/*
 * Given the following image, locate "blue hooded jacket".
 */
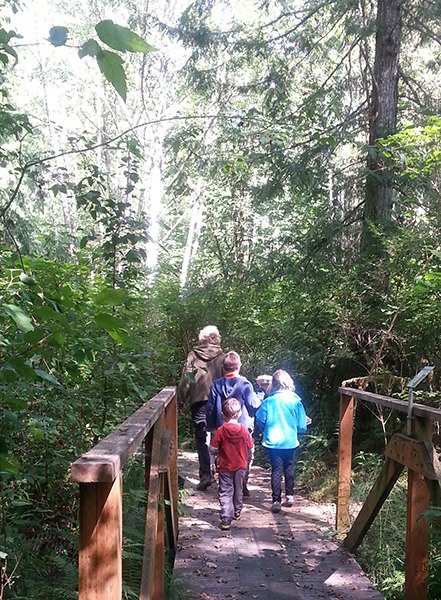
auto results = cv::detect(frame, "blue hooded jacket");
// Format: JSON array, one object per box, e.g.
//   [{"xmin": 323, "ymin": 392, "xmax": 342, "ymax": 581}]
[
  {"xmin": 206, "ymin": 375, "xmax": 260, "ymax": 431},
  {"xmin": 255, "ymin": 389, "xmax": 307, "ymax": 449}
]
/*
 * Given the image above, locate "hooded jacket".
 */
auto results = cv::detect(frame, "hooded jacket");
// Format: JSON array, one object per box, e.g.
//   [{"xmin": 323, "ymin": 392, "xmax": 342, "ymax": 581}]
[
  {"xmin": 177, "ymin": 344, "xmax": 225, "ymax": 408},
  {"xmin": 255, "ymin": 389, "xmax": 307, "ymax": 449},
  {"xmin": 206, "ymin": 375, "xmax": 261, "ymax": 431},
  {"xmin": 209, "ymin": 421, "xmax": 254, "ymax": 472}
]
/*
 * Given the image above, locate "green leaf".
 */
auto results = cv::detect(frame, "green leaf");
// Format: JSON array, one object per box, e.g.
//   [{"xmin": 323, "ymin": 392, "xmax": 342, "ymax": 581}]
[
  {"xmin": 5, "ymin": 397, "xmax": 27, "ymax": 410},
  {"xmin": 34, "ymin": 369, "xmax": 60, "ymax": 385},
  {"xmin": 33, "ymin": 305, "xmax": 68, "ymax": 325},
  {"xmin": 0, "ymin": 452, "xmax": 20, "ymax": 474},
  {"xmin": 80, "ymin": 235, "xmax": 92, "ymax": 248},
  {"xmin": 24, "ymin": 329, "xmax": 47, "ymax": 344},
  {"xmin": 128, "ymin": 139, "xmax": 143, "ymax": 159},
  {"xmin": 47, "ymin": 26, "xmax": 69, "ymax": 47},
  {"xmin": 78, "ymin": 39, "xmax": 101, "ymax": 59},
  {"xmin": 95, "ymin": 20, "xmax": 157, "ymax": 54},
  {"xmin": 96, "ymin": 50, "xmax": 127, "ymax": 101},
  {"xmin": 94, "ymin": 313, "xmax": 132, "ymax": 346},
  {"xmin": 108, "ymin": 328, "xmax": 132, "ymax": 346},
  {"xmin": 9, "ymin": 358, "xmax": 37, "ymax": 380},
  {"xmin": 48, "ymin": 331, "xmax": 65, "ymax": 346},
  {"xmin": 93, "ymin": 288, "xmax": 127, "ymax": 306},
  {"xmin": 94, "ymin": 312, "xmax": 128, "ymax": 332},
  {"xmin": 3, "ymin": 304, "xmax": 34, "ymax": 332},
  {"xmin": 29, "ymin": 427, "xmax": 45, "ymax": 440},
  {"xmin": 2, "ymin": 368, "xmax": 17, "ymax": 383},
  {"xmin": 0, "ymin": 27, "xmax": 18, "ymax": 63},
  {"xmin": 125, "ymin": 249, "xmax": 141, "ymax": 263}
]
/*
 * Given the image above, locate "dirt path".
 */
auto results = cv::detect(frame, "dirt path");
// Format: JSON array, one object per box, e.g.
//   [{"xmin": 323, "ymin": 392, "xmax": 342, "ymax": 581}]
[{"xmin": 173, "ymin": 451, "xmax": 384, "ymax": 600}]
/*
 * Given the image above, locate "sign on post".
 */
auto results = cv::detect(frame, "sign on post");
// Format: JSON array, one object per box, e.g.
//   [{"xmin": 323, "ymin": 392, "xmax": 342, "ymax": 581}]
[{"xmin": 406, "ymin": 366, "xmax": 434, "ymax": 435}]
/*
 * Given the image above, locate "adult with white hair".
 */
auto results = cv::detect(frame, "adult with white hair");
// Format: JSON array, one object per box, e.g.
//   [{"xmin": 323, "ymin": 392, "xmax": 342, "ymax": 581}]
[{"xmin": 177, "ymin": 326, "xmax": 225, "ymax": 490}]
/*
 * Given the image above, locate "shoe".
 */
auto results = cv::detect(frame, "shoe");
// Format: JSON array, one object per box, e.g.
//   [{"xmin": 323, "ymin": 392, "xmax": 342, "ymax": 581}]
[
  {"xmin": 220, "ymin": 518, "xmax": 231, "ymax": 530},
  {"xmin": 233, "ymin": 512, "xmax": 241, "ymax": 520},
  {"xmin": 196, "ymin": 477, "xmax": 212, "ymax": 491},
  {"xmin": 243, "ymin": 486, "xmax": 250, "ymax": 497},
  {"xmin": 284, "ymin": 495, "xmax": 294, "ymax": 507},
  {"xmin": 271, "ymin": 501, "xmax": 281, "ymax": 513}
]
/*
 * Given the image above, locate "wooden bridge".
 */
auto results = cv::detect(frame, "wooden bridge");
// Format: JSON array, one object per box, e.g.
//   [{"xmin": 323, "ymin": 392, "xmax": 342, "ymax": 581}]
[{"xmin": 70, "ymin": 385, "xmax": 441, "ymax": 600}]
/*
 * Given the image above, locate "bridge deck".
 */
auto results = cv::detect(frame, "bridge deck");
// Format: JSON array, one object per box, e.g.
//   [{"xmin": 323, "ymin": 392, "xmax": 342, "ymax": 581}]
[{"xmin": 174, "ymin": 451, "xmax": 384, "ymax": 600}]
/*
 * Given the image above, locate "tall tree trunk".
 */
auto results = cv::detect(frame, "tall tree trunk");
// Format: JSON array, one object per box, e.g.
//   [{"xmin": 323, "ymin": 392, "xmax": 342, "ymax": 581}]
[
  {"xmin": 362, "ymin": 0, "xmax": 402, "ymax": 253},
  {"xmin": 180, "ymin": 189, "xmax": 203, "ymax": 289}
]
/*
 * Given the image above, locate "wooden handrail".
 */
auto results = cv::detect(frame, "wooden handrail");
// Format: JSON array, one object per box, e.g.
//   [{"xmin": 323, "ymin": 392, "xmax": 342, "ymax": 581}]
[
  {"xmin": 337, "ymin": 386, "xmax": 441, "ymax": 421},
  {"xmin": 71, "ymin": 387, "xmax": 178, "ymax": 600},
  {"xmin": 336, "ymin": 386, "xmax": 441, "ymax": 600}
]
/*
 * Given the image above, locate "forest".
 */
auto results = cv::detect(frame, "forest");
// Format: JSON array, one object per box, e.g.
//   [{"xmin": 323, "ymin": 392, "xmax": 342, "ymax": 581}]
[{"xmin": 1, "ymin": 0, "xmax": 441, "ymax": 597}]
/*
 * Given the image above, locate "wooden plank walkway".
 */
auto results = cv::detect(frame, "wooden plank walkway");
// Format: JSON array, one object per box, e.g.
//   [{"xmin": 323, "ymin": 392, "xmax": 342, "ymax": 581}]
[{"xmin": 174, "ymin": 451, "xmax": 384, "ymax": 600}]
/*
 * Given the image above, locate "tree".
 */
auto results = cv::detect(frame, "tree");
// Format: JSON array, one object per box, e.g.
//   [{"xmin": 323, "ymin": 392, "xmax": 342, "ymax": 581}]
[{"xmin": 362, "ymin": 0, "xmax": 402, "ymax": 254}]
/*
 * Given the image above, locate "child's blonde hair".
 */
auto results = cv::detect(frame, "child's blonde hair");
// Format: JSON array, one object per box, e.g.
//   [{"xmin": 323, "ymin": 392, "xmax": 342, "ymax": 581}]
[{"xmin": 271, "ymin": 369, "xmax": 295, "ymax": 392}]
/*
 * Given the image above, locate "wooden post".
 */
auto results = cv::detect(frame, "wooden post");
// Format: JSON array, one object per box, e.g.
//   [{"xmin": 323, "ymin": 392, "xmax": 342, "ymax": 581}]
[
  {"xmin": 152, "ymin": 473, "xmax": 165, "ymax": 600},
  {"xmin": 404, "ymin": 416, "xmax": 432, "ymax": 600},
  {"xmin": 405, "ymin": 470, "xmax": 430, "ymax": 600},
  {"xmin": 164, "ymin": 392, "xmax": 178, "ymax": 563},
  {"xmin": 140, "ymin": 414, "xmax": 164, "ymax": 600},
  {"xmin": 79, "ymin": 475, "xmax": 123, "ymax": 600},
  {"xmin": 71, "ymin": 388, "xmax": 177, "ymax": 600},
  {"xmin": 336, "ymin": 392, "xmax": 354, "ymax": 533}
]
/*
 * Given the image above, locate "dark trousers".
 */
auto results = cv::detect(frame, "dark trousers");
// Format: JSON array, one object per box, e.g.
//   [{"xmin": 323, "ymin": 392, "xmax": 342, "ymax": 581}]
[
  {"xmin": 218, "ymin": 469, "xmax": 246, "ymax": 521},
  {"xmin": 191, "ymin": 401, "xmax": 211, "ymax": 481},
  {"xmin": 267, "ymin": 447, "xmax": 298, "ymax": 503}
]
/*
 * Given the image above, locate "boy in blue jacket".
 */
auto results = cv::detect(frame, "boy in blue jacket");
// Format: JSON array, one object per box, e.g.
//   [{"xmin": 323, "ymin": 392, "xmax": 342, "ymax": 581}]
[{"xmin": 206, "ymin": 351, "xmax": 260, "ymax": 496}]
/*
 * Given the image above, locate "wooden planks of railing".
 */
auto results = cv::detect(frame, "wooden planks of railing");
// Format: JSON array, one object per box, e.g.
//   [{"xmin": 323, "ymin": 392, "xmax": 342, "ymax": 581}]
[
  {"xmin": 71, "ymin": 387, "xmax": 178, "ymax": 600},
  {"xmin": 336, "ymin": 386, "xmax": 441, "ymax": 600}
]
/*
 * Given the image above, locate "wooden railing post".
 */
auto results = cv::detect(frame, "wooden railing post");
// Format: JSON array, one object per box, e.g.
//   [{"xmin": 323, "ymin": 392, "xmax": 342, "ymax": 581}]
[
  {"xmin": 165, "ymin": 392, "xmax": 178, "ymax": 562},
  {"xmin": 404, "ymin": 417, "xmax": 432, "ymax": 600},
  {"xmin": 72, "ymin": 388, "xmax": 178, "ymax": 600},
  {"xmin": 405, "ymin": 470, "xmax": 430, "ymax": 600},
  {"xmin": 140, "ymin": 414, "xmax": 164, "ymax": 600},
  {"xmin": 79, "ymin": 475, "xmax": 123, "ymax": 600},
  {"xmin": 336, "ymin": 392, "xmax": 354, "ymax": 533}
]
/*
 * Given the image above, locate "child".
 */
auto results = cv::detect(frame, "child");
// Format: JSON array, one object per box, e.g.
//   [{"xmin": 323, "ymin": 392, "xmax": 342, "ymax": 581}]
[
  {"xmin": 256, "ymin": 374, "xmax": 272, "ymax": 401},
  {"xmin": 209, "ymin": 397, "xmax": 254, "ymax": 530},
  {"xmin": 255, "ymin": 369, "xmax": 308, "ymax": 514}
]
